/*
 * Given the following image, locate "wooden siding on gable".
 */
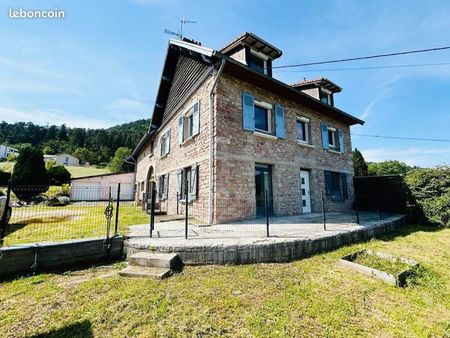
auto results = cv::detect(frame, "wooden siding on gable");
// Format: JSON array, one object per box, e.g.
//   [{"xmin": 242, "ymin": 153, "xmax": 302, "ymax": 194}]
[{"xmin": 162, "ymin": 55, "xmax": 211, "ymax": 124}]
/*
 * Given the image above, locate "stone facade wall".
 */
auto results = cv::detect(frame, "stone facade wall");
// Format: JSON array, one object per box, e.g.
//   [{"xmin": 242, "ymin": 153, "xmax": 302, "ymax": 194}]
[
  {"xmin": 213, "ymin": 74, "xmax": 355, "ymax": 221},
  {"xmin": 135, "ymin": 76, "xmax": 214, "ymax": 219}
]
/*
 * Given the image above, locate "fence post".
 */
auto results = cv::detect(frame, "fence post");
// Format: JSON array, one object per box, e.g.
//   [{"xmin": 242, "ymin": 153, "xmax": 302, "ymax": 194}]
[
  {"xmin": 265, "ymin": 190, "xmax": 270, "ymax": 237},
  {"xmin": 176, "ymin": 192, "xmax": 179, "ymax": 215},
  {"xmin": 378, "ymin": 208, "xmax": 382, "ymax": 220},
  {"xmin": 114, "ymin": 183, "xmax": 121, "ymax": 236},
  {"xmin": 104, "ymin": 187, "xmax": 113, "ymax": 258},
  {"xmin": 355, "ymin": 199, "xmax": 360, "ymax": 224},
  {"xmin": 0, "ymin": 180, "xmax": 12, "ymax": 245},
  {"xmin": 321, "ymin": 191, "xmax": 326, "ymax": 231},
  {"xmin": 184, "ymin": 172, "xmax": 189, "ymax": 240},
  {"xmin": 150, "ymin": 187, "xmax": 156, "ymax": 238}
]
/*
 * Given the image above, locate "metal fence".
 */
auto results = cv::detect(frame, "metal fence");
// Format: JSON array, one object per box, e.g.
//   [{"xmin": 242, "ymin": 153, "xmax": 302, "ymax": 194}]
[{"xmin": 0, "ymin": 183, "xmax": 133, "ymax": 247}]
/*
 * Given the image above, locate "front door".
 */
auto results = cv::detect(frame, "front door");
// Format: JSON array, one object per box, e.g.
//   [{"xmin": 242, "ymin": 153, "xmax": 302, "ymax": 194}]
[
  {"xmin": 300, "ymin": 170, "xmax": 311, "ymax": 213},
  {"xmin": 255, "ymin": 164, "xmax": 273, "ymax": 216}
]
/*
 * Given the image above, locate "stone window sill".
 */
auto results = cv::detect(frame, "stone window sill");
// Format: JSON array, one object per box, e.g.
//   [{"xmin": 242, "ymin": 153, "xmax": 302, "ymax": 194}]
[
  {"xmin": 328, "ymin": 149, "xmax": 342, "ymax": 155},
  {"xmin": 297, "ymin": 141, "xmax": 315, "ymax": 149},
  {"xmin": 180, "ymin": 135, "xmax": 197, "ymax": 146},
  {"xmin": 254, "ymin": 131, "xmax": 278, "ymax": 140}
]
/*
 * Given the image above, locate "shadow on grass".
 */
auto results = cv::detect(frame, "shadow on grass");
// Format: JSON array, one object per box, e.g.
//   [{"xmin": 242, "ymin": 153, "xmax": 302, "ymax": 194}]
[
  {"xmin": 5, "ymin": 216, "xmax": 73, "ymax": 238},
  {"xmin": 25, "ymin": 320, "xmax": 93, "ymax": 338},
  {"xmin": 378, "ymin": 223, "xmax": 444, "ymax": 242}
]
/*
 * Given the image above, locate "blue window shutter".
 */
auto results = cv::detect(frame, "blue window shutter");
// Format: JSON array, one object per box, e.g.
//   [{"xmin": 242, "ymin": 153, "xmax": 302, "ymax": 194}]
[
  {"xmin": 275, "ymin": 104, "xmax": 285, "ymax": 139},
  {"xmin": 321, "ymin": 123, "xmax": 329, "ymax": 149},
  {"xmin": 192, "ymin": 101, "xmax": 200, "ymax": 136},
  {"xmin": 338, "ymin": 128, "xmax": 345, "ymax": 153},
  {"xmin": 178, "ymin": 116, "xmax": 184, "ymax": 144},
  {"xmin": 242, "ymin": 92, "xmax": 255, "ymax": 131}
]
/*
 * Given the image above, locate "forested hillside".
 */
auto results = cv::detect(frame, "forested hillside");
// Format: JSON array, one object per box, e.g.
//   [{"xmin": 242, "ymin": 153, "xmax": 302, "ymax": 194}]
[{"xmin": 0, "ymin": 119, "xmax": 150, "ymax": 164}]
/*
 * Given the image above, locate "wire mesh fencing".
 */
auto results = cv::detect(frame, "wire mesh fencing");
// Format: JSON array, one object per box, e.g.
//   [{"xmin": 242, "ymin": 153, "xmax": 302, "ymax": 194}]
[{"xmin": 0, "ymin": 184, "xmax": 148, "ymax": 247}]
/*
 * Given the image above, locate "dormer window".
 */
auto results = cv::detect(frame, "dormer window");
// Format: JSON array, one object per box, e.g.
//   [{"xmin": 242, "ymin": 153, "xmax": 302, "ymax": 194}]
[
  {"xmin": 248, "ymin": 50, "xmax": 268, "ymax": 75},
  {"xmin": 320, "ymin": 89, "xmax": 333, "ymax": 105}
]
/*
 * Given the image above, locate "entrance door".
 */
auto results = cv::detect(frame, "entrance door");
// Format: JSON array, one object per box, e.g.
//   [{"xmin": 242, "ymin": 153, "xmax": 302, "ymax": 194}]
[
  {"xmin": 255, "ymin": 164, "xmax": 273, "ymax": 216},
  {"xmin": 300, "ymin": 170, "xmax": 311, "ymax": 213}
]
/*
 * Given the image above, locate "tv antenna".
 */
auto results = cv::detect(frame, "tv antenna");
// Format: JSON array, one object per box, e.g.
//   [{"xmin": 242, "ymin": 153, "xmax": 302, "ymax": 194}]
[{"xmin": 164, "ymin": 18, "xmax": 197, "ymax": 40}]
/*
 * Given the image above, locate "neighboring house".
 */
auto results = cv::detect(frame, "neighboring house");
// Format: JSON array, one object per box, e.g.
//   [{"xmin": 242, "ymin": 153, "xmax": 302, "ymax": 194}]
[
  {"xmin": 44, "ymin": 153, "xmax": 80, "ymax": 166},
  {"xmin": 133, "ymin": 32, "xmax": 364, "ymax": 223},
  {"xmin": 0, "ymin": 145, "xmax": 19, "ymax": 159},
  {"xmin": 70, "ymin": 173, "xmax": 135, "ymax": 201}
]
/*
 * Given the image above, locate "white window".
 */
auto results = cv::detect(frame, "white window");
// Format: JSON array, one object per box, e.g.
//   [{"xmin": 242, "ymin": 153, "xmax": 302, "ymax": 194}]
[
  {"xmin": 327, "ymin": 127, "xmax": 338, "ymax": 150},
  {"xmin": 160, "ymin": 129, "xmax": 171, "ymax": 157},
  {"xmin": 158, "ymin": 174, "xmax": 169, "ymax": 200},
  {"xmin": 248, "ymin": 49, "xmax": 268, "ymax": 75},
  {"xmin": 179, "ymin": 101, "xmax": 200, "ymax": 143},
  {"xmin": 254, "ymin": 100, "xmax": 273, "ymax": 134},
  {"xmin": 296, "ymin": 116, "xmax": 310, "ymax": 143},
  {"xmin": 177, "ymin": 164, "xmax": 198, "ymax": 202}
]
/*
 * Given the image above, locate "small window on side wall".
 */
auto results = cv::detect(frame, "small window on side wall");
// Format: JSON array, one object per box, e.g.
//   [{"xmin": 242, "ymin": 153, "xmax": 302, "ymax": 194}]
[
  {"xmin": 160, "ymin": 129, "xmax": 171, "ymax": 157},
  {"xmin": 179, "ymin": 101, "xmax": 200, "ymax": 144},
  {"xmin": 324, "ymin": 171, "xmax": 348, "ymax": 200}
]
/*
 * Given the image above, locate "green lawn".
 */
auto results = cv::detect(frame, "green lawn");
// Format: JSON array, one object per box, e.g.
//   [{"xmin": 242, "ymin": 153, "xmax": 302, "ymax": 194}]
[
  {"xmin": 4, "ymin": 203, "xmax": 148, "ymax": 246},
  {"xmin": 0, "ymin": 224, "xmax": 449, "ymax": 337},
  {"xmin": 0, "ymin": 162, "xmax": 110, "ymax": 178}
]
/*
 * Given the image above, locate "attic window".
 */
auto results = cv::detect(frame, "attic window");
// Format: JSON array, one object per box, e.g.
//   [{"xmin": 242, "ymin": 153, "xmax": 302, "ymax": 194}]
[
  {"xmin": 320, "ymin": 89, "xmax": 332, "ymax": 105},
  {"xmin": 248, "ymin": 50, "xmax": 268, "ymax": 75}
]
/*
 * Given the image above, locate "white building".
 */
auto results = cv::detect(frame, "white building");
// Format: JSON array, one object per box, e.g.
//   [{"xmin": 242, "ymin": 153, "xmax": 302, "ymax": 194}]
[
  {"xmin": 44, "ymin": 153, "xmax": 80, "ymax": 166},
  {"xmin": 0, "ymin": 145, "xmax": 19, "ymax": 159}
]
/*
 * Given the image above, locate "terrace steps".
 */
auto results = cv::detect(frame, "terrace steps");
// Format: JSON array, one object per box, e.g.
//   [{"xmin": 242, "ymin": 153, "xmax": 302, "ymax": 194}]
[{"xmin": 119, "ymin": 252, "xmax": 182, "ymax": 279}]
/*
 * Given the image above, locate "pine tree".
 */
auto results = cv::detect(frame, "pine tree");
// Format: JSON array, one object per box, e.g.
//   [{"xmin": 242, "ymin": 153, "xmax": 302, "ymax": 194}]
[{"xmin": 352, "ymin": 148, "xmax": 368, "ymax": 176}]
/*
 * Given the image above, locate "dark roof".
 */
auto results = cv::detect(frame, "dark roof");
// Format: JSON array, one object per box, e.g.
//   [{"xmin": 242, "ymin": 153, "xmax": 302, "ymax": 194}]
[
  {"xmin": 133, "ymin": 36, "xmax": 364, "ymax": 156},
  {"xmin": 220, "ymin": 32, "xmax": 282, "ymax": 60},
  {"xmin": 291, "ymin": 78, "xmax": 342, "ymax": 93}
]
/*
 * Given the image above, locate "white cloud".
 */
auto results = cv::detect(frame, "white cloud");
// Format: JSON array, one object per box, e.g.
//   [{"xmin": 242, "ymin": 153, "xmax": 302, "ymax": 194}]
[
  {"xmin": 360, "ymin": 77, "xmax": 399, "ymax": 120},
  {"xmin": 361, "ymin": 147, "xmax": 450, "ymax": 167},
  {"xmin": 0, "ymin": 106, "xmax": 113, "ymax": 129}
]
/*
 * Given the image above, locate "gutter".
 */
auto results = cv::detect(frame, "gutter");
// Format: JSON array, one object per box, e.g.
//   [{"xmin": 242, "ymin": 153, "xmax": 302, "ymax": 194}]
[{"xmin": 208, "ymin": 59, "xmax": 226, "ymax": 225}]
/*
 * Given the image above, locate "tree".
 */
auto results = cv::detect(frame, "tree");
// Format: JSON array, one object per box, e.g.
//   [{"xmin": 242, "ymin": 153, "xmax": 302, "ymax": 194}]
[
  {"xmin": 6, "ymin": 153, "xmax": 17, "ymax": 162},
  {"xmin": 352, "ymin": 148, "xmax": 368, "ymax": 176},
  {"xmin": 367, "ymin": 160, "xmax": 412, "ymax": 176},
  {"xmin": 11, "ymin": 145, "xmax": 48, "ymax": 200},
  {"xmin": 74, "ymin": 147, "xmax": 95, "ymax": 164},
  {"xmin": 58, "ymin": 124, "xmax": 69, "ymax": 142},
  {"xmin": 47, "ymin": 165, "xmax": 71, "ymax": 185},
  {"xmin": 109, "ymin": 147, "xmax": 132, "ymax": 173}
]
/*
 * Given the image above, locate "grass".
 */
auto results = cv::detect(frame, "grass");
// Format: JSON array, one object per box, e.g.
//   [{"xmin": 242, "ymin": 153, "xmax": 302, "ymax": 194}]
[
  {"xmin": 4, "ymin": 203, "xmax": 149, "ymax": 246},
  {"xmin": 0, "ymin": 224, "xmax": 449, "ymax": 337},
  {"xmin": 0, "ymin": 162, "xmax": 110, "ymax": 178},
  {"xmin": 352, "ymin": 251, "xmax": 413, "ymax": 275}
]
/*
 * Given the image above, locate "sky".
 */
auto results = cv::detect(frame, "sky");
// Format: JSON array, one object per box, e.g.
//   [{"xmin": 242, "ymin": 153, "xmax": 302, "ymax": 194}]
[{"xmin": 1, "ymin": 0, "xmax": 449, "ymax": 167}]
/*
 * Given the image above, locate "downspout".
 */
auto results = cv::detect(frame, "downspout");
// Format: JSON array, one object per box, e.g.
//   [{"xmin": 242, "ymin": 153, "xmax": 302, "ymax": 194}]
[{"xmin": 208, "ymin": 59, "xmax": 226, "ymax": 225}]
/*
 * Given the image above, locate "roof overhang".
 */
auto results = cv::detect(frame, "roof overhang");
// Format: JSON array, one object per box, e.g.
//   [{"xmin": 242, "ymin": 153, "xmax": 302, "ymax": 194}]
[
  {"xmin": 220, "ymin": 32, "xmax": 282, "ymax": 60},
  {"xmin": 291, "ymin": 78, "xmax": 342, "ymax": 93}
]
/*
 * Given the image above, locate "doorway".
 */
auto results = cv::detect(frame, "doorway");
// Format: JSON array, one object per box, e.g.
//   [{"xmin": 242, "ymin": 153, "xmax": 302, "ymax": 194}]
[
  {"xmin": 255, "ymin": 164, "xmax": 273, "ymax": 216},
  {"xmin": 300, "ymin": 170, "xmax": 311, "ymax": 213}
]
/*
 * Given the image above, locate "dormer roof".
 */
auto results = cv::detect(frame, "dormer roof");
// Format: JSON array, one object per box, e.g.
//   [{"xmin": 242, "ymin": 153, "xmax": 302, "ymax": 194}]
[
  {"xmin": 220, "ymin": 32, "xmax": 282, "ymax": 60},
  {"xmin": 291, "ymin": 78, "xmax": 342, "ymax": 93}
]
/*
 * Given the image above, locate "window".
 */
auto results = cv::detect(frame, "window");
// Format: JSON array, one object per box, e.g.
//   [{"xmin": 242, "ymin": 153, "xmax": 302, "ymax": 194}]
[
  {"xmin": 327, "ymin": 127, "xmax": 338, "ymax": 150},
  {"xmin": 160, "ymin": 129, "xmax": 171, "ymax": 157},
  {"xmin": 320, "ymin": 90, "xmax": 332, "ymax": 105},
  {"xmin": 150, "ymin": 140, "xmax": 154, "ymax": 155},
  {"xmin": 248, "ymin": 52, "xmax": 266, "ymax": 74},
  {"xmin": 179, "ymin": 101, "xmax": 200, "ymax": 143},
  {"xmin": 177, "ymin": 164, "xmax": 198, "ymax": 201},
  {"xmin": 324, "ymin": 171, "xmax": 348, "ymax": 200},
  {"xmin": 254, "ymin": 100, "xmax": 273, "ymax": 134},
  {"xmin": 296, "ymin": 117, "xmax": 310, "ymax": 143},
  {"xmin": 158, "ymin": 174, "xmax": 169, "ymax": 200}
]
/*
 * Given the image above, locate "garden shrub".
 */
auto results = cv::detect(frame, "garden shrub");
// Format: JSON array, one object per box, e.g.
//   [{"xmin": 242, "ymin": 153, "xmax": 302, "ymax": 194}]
[
  {"xmin": 405, "ymin": 166, "xmax": 450, "ymax": 227},
  {"xmin": 0, "ymin": 169, "xmax": 11, "ymax": 186},
  {"xmin": 47, "ymin": 165, "xmax": 71, "ymax": 185}
]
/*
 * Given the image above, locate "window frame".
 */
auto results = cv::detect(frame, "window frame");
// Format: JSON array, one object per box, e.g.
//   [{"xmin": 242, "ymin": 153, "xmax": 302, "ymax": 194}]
[
  {"xmin": 296, "ymin": 116, "xmax": 310, "ymax": 144},
  {"xmin": 324, "ymin": 170, "xmax": 347, "ymax": 201},
  {"xmin": 160, "ymin": 129, "xmax": 171, "ymax": 157},
  {"xmin": 327, "ymin": 127, "xmax": 338, "ymax": 150},
  {"xmin": 319, "ymin": 89, "xmax": 332, "ymax": 105},
  {"xmin": 254, "ymin": 99, "xmax": 274, "ymax": 134},
  {"xmin": 183, "ymin": 106, "xmax": 194, "ymax": 141},
  {"xmin": 248, "ymin": 49, "xmax": 268, "ymax": 75}
]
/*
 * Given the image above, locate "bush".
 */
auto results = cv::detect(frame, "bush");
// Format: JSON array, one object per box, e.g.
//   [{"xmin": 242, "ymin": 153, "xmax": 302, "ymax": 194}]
[
  {"xmin": 47, "ymin": 165, "xmax": 71, "ymax": 185},
  {"xmin": 11, "ymin": 145, "xmax": 49, "ymax": 200},
  {"xmin": 405, "ymin": 166, "xmax": 450, "ymax": 227},
  {"xmin": 0, "ymin": 169, "xmax": 11, "ymax": 186},
  {"xmin": 46, "ymin": 195, "xmax": 71, "ymax": 207},
  {"xmin": 7, "ymin": 153, "xmax": 17, "ymax": 162}
]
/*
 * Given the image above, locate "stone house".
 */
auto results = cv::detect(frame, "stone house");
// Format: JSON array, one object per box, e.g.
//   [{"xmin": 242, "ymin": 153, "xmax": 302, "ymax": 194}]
[{"xmin": 133, "ymin": 32, "xmax": 364, "ymax": 223}]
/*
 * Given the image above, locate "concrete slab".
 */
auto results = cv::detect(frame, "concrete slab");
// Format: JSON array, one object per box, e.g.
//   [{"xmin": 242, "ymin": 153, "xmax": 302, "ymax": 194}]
[
  {"xmin": 128, "ymin": 252, "xmax": 182, "ymax": 270},
  {"xmin": 118, "ymin": 266, "xmax": 171, "ymax": 280}
]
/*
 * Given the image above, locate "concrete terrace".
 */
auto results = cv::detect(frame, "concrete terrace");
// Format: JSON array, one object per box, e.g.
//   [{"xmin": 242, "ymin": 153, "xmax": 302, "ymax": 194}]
[{"xmin": 125, "ymin": 212, "xmax": 406, "ymax": 265}]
